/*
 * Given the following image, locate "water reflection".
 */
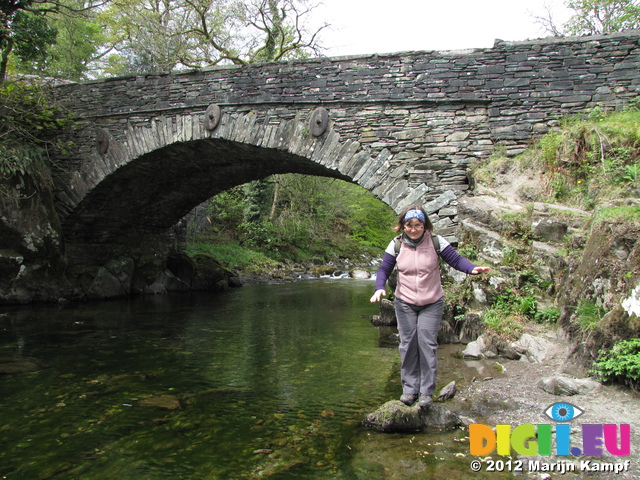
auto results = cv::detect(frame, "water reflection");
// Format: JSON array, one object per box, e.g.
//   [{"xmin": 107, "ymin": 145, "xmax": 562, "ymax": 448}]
[{"xmin": 0, "ymin": 280, "xmax": 514, "ymax": 479}]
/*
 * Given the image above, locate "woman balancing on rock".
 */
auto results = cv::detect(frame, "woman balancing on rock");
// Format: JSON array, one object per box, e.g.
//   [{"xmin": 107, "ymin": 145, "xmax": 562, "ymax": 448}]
[{"xmin": 371, "ymin": 205, "xmax": 490, "ymax": 409}]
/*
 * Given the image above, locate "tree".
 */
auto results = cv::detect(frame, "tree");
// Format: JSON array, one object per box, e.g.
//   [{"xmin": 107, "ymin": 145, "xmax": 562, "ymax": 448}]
[
  {"xmin": 45, "ymin": 0, "xmax": 108, "ymax": 80},
  {"xmin": 0, "ymin": 0, "xmax": 108, "ymax": 82},
  {"xmin": 564, "ymin": 0, "xmax": 640, "ymax": 34},
  {"xmin": 102, "ymin": 0, "xmax": 328, "ymax": 75},
  {"xmin": 535, "ymin": 0, "xmax": 640, "ymax": 36}
]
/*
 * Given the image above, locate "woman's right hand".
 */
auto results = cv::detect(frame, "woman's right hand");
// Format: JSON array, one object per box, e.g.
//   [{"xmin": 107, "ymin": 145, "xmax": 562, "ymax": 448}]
[{"xmin": 370, "ymin": 289, "xmax": 387, "ymax": 303}]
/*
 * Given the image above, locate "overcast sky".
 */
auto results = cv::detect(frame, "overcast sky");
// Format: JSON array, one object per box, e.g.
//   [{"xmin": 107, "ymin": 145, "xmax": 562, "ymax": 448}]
[{"xmin": 314, "ymin": 0, "xmax": 573, "ymax": 56}]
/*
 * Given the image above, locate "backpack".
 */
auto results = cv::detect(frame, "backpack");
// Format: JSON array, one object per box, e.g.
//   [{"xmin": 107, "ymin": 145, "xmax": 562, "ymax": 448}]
[{"xmin": 393, "ymin": 234, "xmax": 440, "ymax": 256}]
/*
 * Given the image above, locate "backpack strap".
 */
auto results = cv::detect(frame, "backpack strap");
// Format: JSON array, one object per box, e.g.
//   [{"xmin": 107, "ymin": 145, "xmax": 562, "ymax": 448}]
[
  {"xmin": 432, "ymin": 234, "xmax": 440, "ymax": 254},
  {"xmin": 394, "ymin": 234, "xmax": 441, "ymax": 255},
  {"xmin": 393, "ymin": 235, "xmax": 403, "ymax": 255}
]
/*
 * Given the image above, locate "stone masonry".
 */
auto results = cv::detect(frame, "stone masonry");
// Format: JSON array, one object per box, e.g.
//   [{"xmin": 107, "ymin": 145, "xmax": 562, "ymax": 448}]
[{"xmin": 49, "ymin": 31, "xmax": 640, "ymax": 245}]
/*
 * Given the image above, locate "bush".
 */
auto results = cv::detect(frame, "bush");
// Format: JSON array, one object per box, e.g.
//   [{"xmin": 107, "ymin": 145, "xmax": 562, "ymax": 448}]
[{"xmin": 593, "ymin": 339, "xmax": 640, "ymax": 389}]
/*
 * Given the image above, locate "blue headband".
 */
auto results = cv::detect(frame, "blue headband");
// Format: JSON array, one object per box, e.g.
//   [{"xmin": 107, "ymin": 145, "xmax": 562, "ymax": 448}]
[{"xmin": 404, "ymin": 209, "xmax": 426, "ymax": 223}]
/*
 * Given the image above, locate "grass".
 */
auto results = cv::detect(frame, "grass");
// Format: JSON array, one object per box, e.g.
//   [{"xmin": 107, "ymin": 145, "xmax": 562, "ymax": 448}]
[
  {"xmin": 592, "ymin": 206, "xmax": 640, "ymax": 225},
  {"xmin": 575, "ymin": 300, "xmax": 606, "ymax": 332},
  {"xmin": 483, "ymin": 310, "xmax": 525, "ymax": 340},
  {"xmin": 473, "ymin": 101, "xmax": 640, "ymax": 211},
  {"xmin": 482, "ymin": 289, "xmax": 538, "ymax": 340},
  {"xmin": 186, "ymin": 242, "xmax": 278, "ymax": 272}
]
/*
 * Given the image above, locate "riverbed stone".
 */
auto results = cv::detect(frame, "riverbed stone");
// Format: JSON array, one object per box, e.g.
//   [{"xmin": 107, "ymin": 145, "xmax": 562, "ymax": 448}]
[
  {"xmin": 438, "ymin": 319, "xmax": 459, "ymax": 344},
  {"xmin": 511, "ymin": 333, "xmax": 553, "ymax": 363},
  {"xmin": 459, "ymin": 312, "xmax": 484, "ymax": 343},
  {"xmin": 86, "ymin": 264, "xmax": 128, "ymax": 299},
  {"xmin": 462, "ymin": 337, "xmax": 486, "ymax": 359},
  {"xmin": 533, "ymin": 219, "xmax": 568, "ymax": 243},
  {"xmin": 363, "ymin": 400, "xmax": 462, "ymax": 433},
  {"xmin": 536, "ymin": 375, "xmax": 600, "ymax": 396},
  {"xmin": 138, "ymin": 395, "xmax": 182, "ymax": 409},
  {"xmin": 0, "ymin": 358, "xmax": 44, "ymax": 374},
  {"xmin": 437, "ymin": 381, "xmax": 457, "ymax": 401},
  {"xmin": 350, "ymin": 268, "xmax": 371, "ymax": 279}
]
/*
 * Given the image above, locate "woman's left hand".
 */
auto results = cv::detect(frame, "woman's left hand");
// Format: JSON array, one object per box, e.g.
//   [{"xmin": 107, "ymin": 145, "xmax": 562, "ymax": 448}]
[{"xmin": 471, "ymin": 266, "xmax": 491, "ymax": 275}]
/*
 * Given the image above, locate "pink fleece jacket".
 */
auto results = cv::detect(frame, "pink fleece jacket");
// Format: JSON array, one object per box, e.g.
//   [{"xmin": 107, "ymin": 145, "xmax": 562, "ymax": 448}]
[{"xmin": 395, "ymin": 234, "xmax": 445, "ymax": 306}]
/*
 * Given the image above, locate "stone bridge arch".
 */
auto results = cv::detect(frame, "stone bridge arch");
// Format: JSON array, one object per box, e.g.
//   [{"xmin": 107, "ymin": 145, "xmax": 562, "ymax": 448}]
[
  {"xmin": 59, "ymin": 101, "xmax": 487, "ymax": 244},
  {"xmin": 52, "ymin": 30, "xmax": 640, "ymax": 250}
]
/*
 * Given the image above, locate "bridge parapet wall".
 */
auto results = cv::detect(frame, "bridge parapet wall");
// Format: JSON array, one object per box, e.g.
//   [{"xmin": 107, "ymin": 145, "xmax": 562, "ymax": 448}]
[{"xmin": 53, "ymin": 30, "xmax": 640, "ymax": 169}]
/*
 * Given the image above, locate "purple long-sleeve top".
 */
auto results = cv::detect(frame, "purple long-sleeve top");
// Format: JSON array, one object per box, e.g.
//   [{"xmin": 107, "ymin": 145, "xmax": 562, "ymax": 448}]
[{"xmin": 375, "ymin": 235, "xmax": 477, "ymax": 291}]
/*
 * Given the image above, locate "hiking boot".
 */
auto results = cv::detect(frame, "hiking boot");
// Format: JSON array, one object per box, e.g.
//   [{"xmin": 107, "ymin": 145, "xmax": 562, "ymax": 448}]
[
  {"xmin": 418, "ymin": 395, "xmax": 433, "ymax": 409},
  {"xmin": 399, "ymin": 394, "xmax": 418, "ymax": 406}
]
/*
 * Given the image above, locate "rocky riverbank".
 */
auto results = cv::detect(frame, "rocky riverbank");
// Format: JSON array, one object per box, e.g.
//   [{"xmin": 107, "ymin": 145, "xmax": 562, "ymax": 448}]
[
  {"xmin": 452, "ymin": 327, "xmax": 640, "ymax": 480},
  {"xmin": 361, "ymin": 322, "xmax": 639, "ymax": 480}
]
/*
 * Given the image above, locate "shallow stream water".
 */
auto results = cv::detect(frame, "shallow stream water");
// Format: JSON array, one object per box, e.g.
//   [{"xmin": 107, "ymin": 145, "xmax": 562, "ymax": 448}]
[{"xmin": 0, "ymin": 279, "xmax": 514, "ymax": 479}]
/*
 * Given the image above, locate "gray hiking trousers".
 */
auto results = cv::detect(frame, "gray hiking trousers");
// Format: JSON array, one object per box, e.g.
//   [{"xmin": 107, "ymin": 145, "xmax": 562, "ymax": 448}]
[{"xmin": 394, "ymin": 296, "xmax": 444, "ymax": 396}]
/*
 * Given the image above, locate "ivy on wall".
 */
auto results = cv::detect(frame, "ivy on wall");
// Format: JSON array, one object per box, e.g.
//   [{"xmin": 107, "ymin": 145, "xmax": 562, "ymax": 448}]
[{"xmin": 0, "ymin": 79, "xmax": 75, "ymax": 193}]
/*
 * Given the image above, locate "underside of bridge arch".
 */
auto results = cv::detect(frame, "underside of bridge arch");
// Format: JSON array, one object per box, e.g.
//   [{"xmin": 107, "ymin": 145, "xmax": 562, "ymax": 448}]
[{"xmin": 62, "ymin": 138, "xmax": 352, "ymax": 244}]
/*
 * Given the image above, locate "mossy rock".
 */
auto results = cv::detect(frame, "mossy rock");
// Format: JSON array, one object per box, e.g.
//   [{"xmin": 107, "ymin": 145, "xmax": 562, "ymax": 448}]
[
  {"xmin": 363, "ymin": 400, "xmax": 462, "ymax": 433},
  {"xmin": 191, "ymin": 253, "xmax": 237, "ymax": 291},
  {"xmin": 309, "ymin": 265, "xmax": 335, "ymax": 276}
]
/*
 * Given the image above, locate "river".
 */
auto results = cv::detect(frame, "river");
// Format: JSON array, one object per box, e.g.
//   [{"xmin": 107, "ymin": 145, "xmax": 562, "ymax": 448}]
[{"xmin": 0, "ymin": 279, "xmax": 512, "ymax": 479}]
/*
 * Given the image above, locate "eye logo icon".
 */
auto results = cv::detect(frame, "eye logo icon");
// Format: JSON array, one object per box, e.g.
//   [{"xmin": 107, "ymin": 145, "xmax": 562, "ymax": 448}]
[{"xmin": 544, "ymin": 402, "xmax": 585, "ymax": 422}]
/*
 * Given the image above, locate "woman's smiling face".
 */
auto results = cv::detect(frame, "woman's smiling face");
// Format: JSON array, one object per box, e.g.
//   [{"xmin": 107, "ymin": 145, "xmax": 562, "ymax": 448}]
[{"xmin": 404, "ymin": 219, "xmax": 425, "ymax": 240}]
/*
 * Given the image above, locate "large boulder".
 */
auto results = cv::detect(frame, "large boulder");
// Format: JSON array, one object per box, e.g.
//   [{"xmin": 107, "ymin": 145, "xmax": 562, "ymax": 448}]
[
  {"xmin": 86, "ymin": 257, "xmax": 135, "ymax": 299},
  {"xmin": 532, "ymin": 219, "xmax": 568, "ymax": 243},
  {"xmin": 350, "ymin": 268, "xmax": 371, "ymax": 279},
  {"xmin": 511, "ymin": 333, "xmax": 552, "ymax": 363},
  {"xmin": 191, "ymin": 254, "xmax": 240, "ymax": 292}
]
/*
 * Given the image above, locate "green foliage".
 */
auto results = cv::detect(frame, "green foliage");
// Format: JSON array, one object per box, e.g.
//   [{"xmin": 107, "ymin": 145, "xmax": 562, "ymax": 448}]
[
  {"xmin": 483, "ymin": 289, "xmax": 538, "ymax": 339},
  {"xmin": 42, "ymin": 1, "xmax": 105, "ymax": 81},
  {"xmin": 243, "ymin": 179, "xmax": 272, "ymax": 223},
  {"xmin": 483, "ymin": 309, "xmax": 524, "ymax": 340},
  {"xmin": 564, "ymin": 0, "xmax": 640, "ymax": 35},
  {"xmin": 531, "ymin": 102, "xmax": 640, "ymax": 209},
  {"xmin": 0, "ymin": 80, "xmax": 74, "ymax": 190},
  {"xmin": 11, "ymin": 11, "xmax": 58, "ymax": 66},
  {"xmin": 188, "ymin": 174, "xmax": 396, "ymax": 264},
  {"xmin": 535, "ymin": 307, "xmax": 560, "ymax": 324},
  {"xmin": 593, "ymin": 338, "xmax": 640, "ymax": 389},
  {"xmin": 99, "ymin": 0, "xmax": 327, "ymax": 76},
  {"xmin": 500, "ymin": 211, "xmax": 533, "ymax": 241},
  {"xmin": 456, "ymin": 245, "xmax": 478, "ymax": 262},
  {"xmin": 473, "ymin": 101, "xmax": 640, "ymax": 210},
  {"xmin": 238, "ymin": 220, "xmax": 277, "ymax": 249},
  {"xmin": 501, "ymin": 246, "xmax": 519, "ymax": 266},
  {"xmin": 540, "ymin": 132, "xmax": 562, "ymax": 169}
]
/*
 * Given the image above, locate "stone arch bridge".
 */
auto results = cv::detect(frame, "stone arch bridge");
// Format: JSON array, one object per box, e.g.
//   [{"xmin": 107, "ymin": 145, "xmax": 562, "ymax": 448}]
[{"xmin": 47, "ymin": 32, "xmax": 639, "ymax": 276}]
